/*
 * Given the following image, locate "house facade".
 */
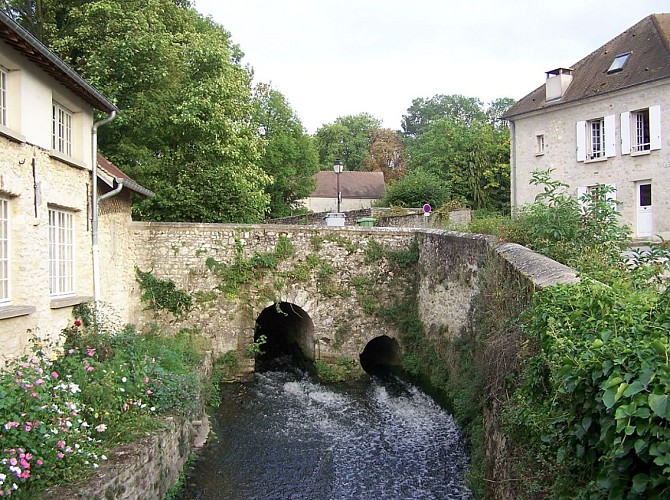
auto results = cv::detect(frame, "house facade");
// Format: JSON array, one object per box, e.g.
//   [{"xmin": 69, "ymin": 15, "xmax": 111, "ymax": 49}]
[
  {"xmin": 301, "ymin": 171, "xmax": 386, "ymax": 212},
  {"xmin": 506, "ymin": 14, "xmax": 670, "ymax": 240},
  {"xmin": 0, "ymin": 13, "xmax": 149, "ymax": 363}
]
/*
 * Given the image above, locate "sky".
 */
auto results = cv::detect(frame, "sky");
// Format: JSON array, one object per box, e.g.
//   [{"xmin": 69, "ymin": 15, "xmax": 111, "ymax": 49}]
[{"xmin": 193, "ymin": 1, "xmax": 670, "ymax": 134}]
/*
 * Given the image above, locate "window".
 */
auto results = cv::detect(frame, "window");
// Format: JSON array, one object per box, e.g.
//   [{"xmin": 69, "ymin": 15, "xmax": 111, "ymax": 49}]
[
  {"xmin": 48, "ymin": 208, "xmax": 74, "ymax": 296},
  {"xmin": 607, "ymin": 52, "xmax": 630, "ymax": 74},
  {"xmin": 576, "ymin": 116, "xmax": 615, "ymax": 162},
  {"xmin": 536, "ymin": 134, "xmax": 545, "ymax": 155},
  {"xmin": 0, "ymin": 198, "xmax": 8, "ymax": 303},
  {"xmin": 52, "ymin": 102, "xmax": 72, "ymax": 156},
  {"xmin": 0, "ymin": 66, "xmax": 7, "ymax": 127},
  {"xmin": 633, "ymin": 109, "xmax": 650, "ymax": 152},
  {"xmin": 621, "ymin": 106, "xmax": 661, "ymax": 154},
  {"xmin": 588, "ymin": 119, "xmax": 605, "ymax": 159}
]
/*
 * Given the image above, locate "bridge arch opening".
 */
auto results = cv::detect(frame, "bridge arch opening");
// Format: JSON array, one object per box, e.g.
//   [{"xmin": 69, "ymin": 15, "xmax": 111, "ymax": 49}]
[
  {"xmin": 254, "ymin": 302, "xmax": 314, "ymax": 371},
  {"xmin": 359, "ymin": 335, "xmax": 402, "ymax": 375}
]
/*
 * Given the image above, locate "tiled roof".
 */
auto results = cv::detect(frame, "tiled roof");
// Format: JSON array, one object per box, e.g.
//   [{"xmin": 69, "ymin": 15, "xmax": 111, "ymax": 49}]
[
  {"xmin": 506, "ymin": 14, "xmax": 670, "ymax": 118},
  {"xmin": 311, "ymin": 171, "xmax": 386, "ymax": 199},
  {"xmin": 0, "ymin": 11, "xmax": 117, "ymax": 113},
  {"xmin": 97, "ymin": 155, "xmax": 154, "ymax": 198}
]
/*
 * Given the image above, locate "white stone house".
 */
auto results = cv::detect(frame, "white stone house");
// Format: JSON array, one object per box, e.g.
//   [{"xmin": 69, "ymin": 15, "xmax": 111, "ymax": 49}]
[
  {"xmin": 505, "ymin": 14, "xmax": 670, "ymax": 240},
  {"xmin": 0, "ymin": 12, "xmax": 151, "ymax": 363},
  {"xmin": 301, "ymin": 171, "xmax": 386, "ymax": 212}
]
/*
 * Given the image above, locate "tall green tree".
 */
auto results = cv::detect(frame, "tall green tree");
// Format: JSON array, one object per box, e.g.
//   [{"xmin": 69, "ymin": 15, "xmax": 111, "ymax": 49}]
[
  {"xmin": 252, "ymin": 83, "xmax": 319, "ymax": 218},
  {"xmin": 407, "ymin": 117, "xmax": 510, "ymax": 211},
  {"xmin": 14, "ymin": 0, "xmax": 271, "ymax": 222},
  {"xmin": 314, "ymin": 113, "xmax": 381, "ymax": 171},
  {"xmin": 401, "ymin": 94, "xmax": 486, "ymax": 138}
]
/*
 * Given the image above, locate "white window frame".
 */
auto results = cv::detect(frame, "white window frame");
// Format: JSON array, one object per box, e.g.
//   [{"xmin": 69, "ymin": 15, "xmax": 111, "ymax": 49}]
[
  {"xmin": 52, "ymin": 102, "xmax": 72, "ymax": 156},
  {"xmin": 588, "ymin": 118, "xmax": 605, "ymax": 160},
  {"xmin": 621, "ymin": 105, "xmax": 661, "ymax": 155},
  {"xmin": 576, "ymin": 115, "xmax": 616, "ymax": 162},
  {"xmin": 48, "ymin": 208, "xmax": 75, "ymax": 297},
  {"xmin": 0, "ymin": 66, "xmax": 7, "ymax": 128},
  {"xmin": 536, "ymin": 134, "xmax": 545, "ymax": 155},
  {"xmin": 0, "ymin": 197, "xmax": 9, "ymax": 304}
]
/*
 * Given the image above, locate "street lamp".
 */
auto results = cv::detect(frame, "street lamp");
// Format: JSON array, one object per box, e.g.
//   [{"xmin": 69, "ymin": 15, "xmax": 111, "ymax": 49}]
[{"xmin": 333, "ymin": 158, "xmax": 343, "ymax": 213}]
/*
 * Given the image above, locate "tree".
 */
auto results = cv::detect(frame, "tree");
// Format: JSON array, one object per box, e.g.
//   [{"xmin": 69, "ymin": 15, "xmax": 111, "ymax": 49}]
[
  {"xmin": 379, "ymin": 168, "xmax": 449, "ymax": 208},
  {"xmin": 252, "ymin": 83, "xmax": 319, "ymax": 218},
  {"xmin": 407, "ymin": 117, "xmax": 510, "ymax": 212},
  {"xmin": 486, "ymin": 97, "xmax": 516, "ymax": 128},
  {"xmin": 27, "ymin": 0, "xmax": 271, "ymax": 222},
  {"xmin": 401, "ymin": 94, "xmax": 486, "ymax": 138},
  {"xmin": 362, "ymin": 128, "xmax": 407, "ymax": 182},
  {"xmin": 314, "ymin": 113, "xmax": 381, "ymax": 171}
]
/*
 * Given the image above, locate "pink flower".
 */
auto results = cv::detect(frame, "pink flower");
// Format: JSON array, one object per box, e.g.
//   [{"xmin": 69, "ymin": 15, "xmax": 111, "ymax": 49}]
[
  {"xmin": 86, "ymin": 365, "xmax": 94, "ymax": 372},
  {"xmin": 146, "ymin": 390, "xmax": 153, "ymax": 395},
  {"xmin": 51, "ymin": 372, "xmax": 58, "ymax": 379},
  {"xmin": 36, "ymin": 459, "xmax": 43, "ymax": 466},
  {"xmin": 57, "ymin": 452, "xmax": 64, "ymax": 459},
  {"xmin": 4, "ymin": 422, "xmax": 19, "ymax": 430},
  {"xmin": 9, "ymin": 458, "xmax": 17, "ymax": 466},
  {"xmin": 74, "ymin": 319, "xmax": 82, "ymax": 327},
  {"xmin": 86, "ymin": 348, "xmax": 95, "ymax": 357},
  {"xmin": 24, "ymin": 423, "xmax": 32, "ymax": 432},
  {"xmin": 57, "ymin": 440, "xmax": 65, "ymax": 449},
  {"xmin": 35, "ymin": 379, "xmax": 44, "ymax": 386}
]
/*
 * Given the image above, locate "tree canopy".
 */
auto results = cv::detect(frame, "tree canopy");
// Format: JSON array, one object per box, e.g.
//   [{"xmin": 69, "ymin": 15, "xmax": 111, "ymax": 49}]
[
  {"xmin": 314, "ymin": 113, "xmax": 381, "ymax": 171},
  {"xmin": 252, "ymin": 83, "xmax": 319, "ymax": 218},
  {"xmin": 362, "ymin": 128, "xmax": 407, "ymax": 182}
]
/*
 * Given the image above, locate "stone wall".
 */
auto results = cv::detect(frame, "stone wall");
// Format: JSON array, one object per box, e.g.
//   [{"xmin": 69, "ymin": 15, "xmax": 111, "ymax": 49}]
[{"xmin": 48, "ymin": 412, "xmax": 208, "ymax": 500}]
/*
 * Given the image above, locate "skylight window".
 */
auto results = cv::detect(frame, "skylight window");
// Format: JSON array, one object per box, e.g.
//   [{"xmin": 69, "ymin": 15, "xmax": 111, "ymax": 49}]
[{"xmin": 608, "ymin": 52, "xmax": 630, "ymax": 73}]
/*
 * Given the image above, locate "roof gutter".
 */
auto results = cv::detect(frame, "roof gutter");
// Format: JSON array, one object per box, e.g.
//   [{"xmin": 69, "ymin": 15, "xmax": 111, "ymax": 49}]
[{"xmin": 92, "ymin": 111, "xmax": 116, "ymax": 303}]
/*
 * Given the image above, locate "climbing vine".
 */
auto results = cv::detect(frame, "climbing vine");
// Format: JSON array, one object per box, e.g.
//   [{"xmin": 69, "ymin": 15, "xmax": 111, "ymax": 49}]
[{"xmin": 135, "ymin": 267, "xmax": 192, "ymax": 318}]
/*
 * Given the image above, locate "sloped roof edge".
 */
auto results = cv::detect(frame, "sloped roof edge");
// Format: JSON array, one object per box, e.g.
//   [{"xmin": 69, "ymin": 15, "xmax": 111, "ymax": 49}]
[
  {"xmin": 97, "ymin": 154, "xmax": 154, "ymax": 198},
  {"xmin": 0, "ymin": 11, "xmax": 118, "ymax": 113}
]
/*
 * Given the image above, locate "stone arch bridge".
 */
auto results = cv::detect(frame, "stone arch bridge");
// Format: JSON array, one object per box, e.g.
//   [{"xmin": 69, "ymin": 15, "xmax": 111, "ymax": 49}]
[{"xmin": 128, "ymin": 223, "xmax": 578, "ymax": 376}]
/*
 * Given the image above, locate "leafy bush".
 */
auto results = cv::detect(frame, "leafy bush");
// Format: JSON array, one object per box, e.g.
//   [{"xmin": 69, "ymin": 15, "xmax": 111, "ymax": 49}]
[
  {"xmin": 379, "ymin": 168, "xmax": 450, "ymax": 208},
  {"xmin": 506, "ymin": 281, "xmax": 670, "ymax": 498}
]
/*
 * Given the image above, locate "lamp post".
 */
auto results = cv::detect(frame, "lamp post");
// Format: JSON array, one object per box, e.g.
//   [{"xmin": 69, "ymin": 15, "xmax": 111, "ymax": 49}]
[{"xmin": 333, "ymin": 158, "xmax": 343, "ymax": 213}]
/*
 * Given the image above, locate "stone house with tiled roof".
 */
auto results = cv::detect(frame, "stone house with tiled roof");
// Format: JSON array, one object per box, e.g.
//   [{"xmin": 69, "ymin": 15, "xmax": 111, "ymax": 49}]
[
  {"xmin": 0, "ymin": 11, "xmax": 152, "ymax": 363},
  {"xmin": 505, "ymin": 13, "xmax": 670, "ymax": 240},
  {"xmin": 302, "ymin": 171, "xmax": 386, "ymax": 212}
]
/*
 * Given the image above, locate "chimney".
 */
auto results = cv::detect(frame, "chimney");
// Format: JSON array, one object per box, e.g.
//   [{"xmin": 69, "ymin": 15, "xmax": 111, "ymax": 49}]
[{"xmin": 545, "ymin": 68, "xmax": 573, "ymax": 101}]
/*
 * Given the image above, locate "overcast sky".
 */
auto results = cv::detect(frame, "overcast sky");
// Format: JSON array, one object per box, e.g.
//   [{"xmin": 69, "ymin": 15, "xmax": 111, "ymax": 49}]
[{"xmin": 193, "ymin": 1, "xmax": 670, "ymax": 133}]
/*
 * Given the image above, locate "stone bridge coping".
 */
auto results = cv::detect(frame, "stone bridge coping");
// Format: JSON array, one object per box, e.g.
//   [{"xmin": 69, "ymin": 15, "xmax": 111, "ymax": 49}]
[{"xmin": 496, "ymin": 243, "xmax": 580, "ymax": 289}]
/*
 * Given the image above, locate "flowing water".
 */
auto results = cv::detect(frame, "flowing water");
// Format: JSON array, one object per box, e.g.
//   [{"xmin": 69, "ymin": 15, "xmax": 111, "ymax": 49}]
[{"xmin": 179, "ymin": 369, "xmax": 471, "ymax": 499}]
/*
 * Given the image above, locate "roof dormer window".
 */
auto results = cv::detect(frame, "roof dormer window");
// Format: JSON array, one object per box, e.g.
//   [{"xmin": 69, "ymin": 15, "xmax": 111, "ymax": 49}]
[{"xmin": 607, "ymin": 52, "xmax": 630, "ymax": 74}]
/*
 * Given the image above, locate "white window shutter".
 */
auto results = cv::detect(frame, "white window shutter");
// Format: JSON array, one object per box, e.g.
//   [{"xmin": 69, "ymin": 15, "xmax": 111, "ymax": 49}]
[
  {"xmin": 576, "ymin": 121, "xmax": 586, "ymax": 162},
  {"xmin": 620, "ymin": 112, "xmax": 631, "ymax": 155},
  {"xmin": 577, "ymin": 186, "xmax": 588, "ymax": 212},
  {"xmin": 650, "ymin": 105, "xmax": 661, "ymax": 151},
  {"xmin": 606, "ymin": 183, "xmax": 617, "ymax": 211},
  {"xmin": 605, "ymin": 115, "xmax": 616, "ymax": 157}
]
